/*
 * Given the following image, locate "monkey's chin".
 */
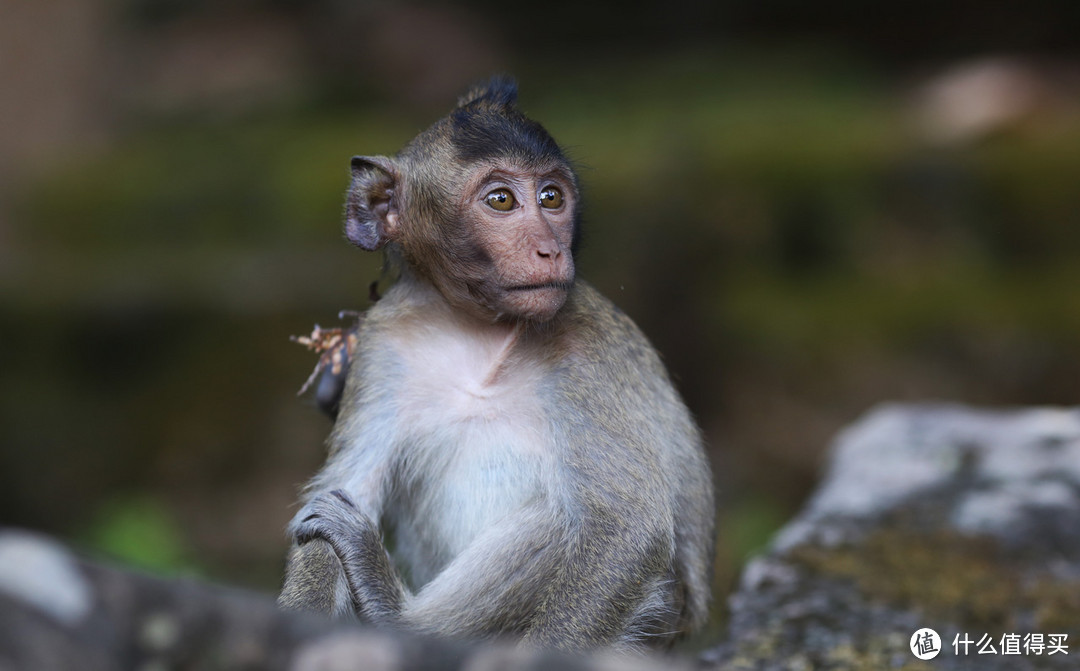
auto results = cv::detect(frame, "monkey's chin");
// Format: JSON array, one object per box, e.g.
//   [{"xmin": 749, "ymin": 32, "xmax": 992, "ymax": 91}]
[{"xmin": 499, "ymin": 283, "xmax": 570, "ymax": 322}]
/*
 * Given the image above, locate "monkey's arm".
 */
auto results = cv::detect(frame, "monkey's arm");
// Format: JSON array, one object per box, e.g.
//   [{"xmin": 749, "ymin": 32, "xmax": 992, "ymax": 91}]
[
  {"xmin": 279, "ymin": 411, "xmax": 399, "ymax": 617},
  {"xmin": 402, "ymin": 497, "xmax": 669, "ymax": 651},
  {"xmin": 518, "ymin": 505, "xmax": 673, "ymax": 651},
  {"xmin": 284, "ymin": 488, "xmax": 555, "ymax": 632},
  {"xmin": 284, "ymin": 487, "xmax": 661, "ymax": 650}
]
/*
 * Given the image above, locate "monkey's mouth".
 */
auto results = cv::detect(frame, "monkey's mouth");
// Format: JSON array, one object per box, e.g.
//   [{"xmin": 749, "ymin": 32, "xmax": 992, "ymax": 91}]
[
  {"xmin": 504, "ymin": 281, "xmax": 572, "ymax": 292},
  {"xmin": 496, "ymin": 279, "xmax": 573, "ymax": 321}
]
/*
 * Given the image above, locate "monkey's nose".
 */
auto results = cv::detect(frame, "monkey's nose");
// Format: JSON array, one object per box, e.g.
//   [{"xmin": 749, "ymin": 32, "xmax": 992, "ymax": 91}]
[{"xmin": 536, "ymin": 240, "xmax": 561, "ymax": 259}]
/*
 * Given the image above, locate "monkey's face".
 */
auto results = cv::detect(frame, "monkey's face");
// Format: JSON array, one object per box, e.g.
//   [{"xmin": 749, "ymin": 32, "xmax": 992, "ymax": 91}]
[
  {"xmin": 344, "ymin": 83, "xmax": 581, "ymax": 324},
  {"xmin": 454, "ymin": 160, "xmax": 577, "ymax": 322}
]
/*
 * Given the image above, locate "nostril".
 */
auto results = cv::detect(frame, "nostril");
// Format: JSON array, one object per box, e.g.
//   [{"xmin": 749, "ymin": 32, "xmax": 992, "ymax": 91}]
[{"xmin": 537, "ymin": 246, "xmax": 560, "ymax": 259}]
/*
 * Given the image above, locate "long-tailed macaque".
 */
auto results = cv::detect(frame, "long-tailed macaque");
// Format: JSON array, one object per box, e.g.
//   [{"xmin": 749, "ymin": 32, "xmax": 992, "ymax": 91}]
[{"xmin": 280, "ymin": 78, "xmax": 714, "ymax": 653}]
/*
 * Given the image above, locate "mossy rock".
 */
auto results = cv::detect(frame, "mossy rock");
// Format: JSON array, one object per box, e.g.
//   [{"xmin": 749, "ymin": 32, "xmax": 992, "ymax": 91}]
[{"xmin": 705, "ymin": 404, "xmax": 1080, "ymax": 670}]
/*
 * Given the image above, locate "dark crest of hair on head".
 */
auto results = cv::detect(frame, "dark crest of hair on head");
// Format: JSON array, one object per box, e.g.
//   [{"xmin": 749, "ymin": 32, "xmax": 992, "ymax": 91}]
[{"xmin": 449, "ymin": 76, "xmax": 566, "ymax": 167}]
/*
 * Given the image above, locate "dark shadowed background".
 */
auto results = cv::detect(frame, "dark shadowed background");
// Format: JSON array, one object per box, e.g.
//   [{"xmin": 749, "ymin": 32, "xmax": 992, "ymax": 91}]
[{"xmin": 1, "ymin": 0, "xmax": 1079, "ymax": 635}]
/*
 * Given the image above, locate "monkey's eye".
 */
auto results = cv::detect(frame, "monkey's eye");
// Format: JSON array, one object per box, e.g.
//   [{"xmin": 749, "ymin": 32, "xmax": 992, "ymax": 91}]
[
  {"xmin": 539, "ymin": 187, "xmax": 564, "ymax": 209},
  {"xmin": 485, "ymin": 189, "xmax": 516, "ymax": 211}
]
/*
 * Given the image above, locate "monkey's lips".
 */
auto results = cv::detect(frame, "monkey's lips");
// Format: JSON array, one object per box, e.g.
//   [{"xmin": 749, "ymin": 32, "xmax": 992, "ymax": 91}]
[
  {"xmin": 504, "ymin": 281, "xmax": 573, "ymax": 293},
  {"xmin": 499, "ymin": 280, "xmax": 573, "ymax": 321}
]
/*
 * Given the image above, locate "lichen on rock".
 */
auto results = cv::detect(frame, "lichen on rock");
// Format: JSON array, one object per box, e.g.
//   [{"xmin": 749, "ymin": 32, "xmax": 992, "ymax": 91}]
[{"xmin": 704, "ymin": 403, "xmax": 1080, "ymax": 671}]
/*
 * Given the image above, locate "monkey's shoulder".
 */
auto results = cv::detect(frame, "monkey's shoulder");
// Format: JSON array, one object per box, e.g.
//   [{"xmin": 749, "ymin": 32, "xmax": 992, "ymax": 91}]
[
  {"xmin": 554, "ymin": 281, "xmax": 699, "ymax": 449},
  {"xmin": 558, "ymin": 281, "xmax": 669, "ymax": 374}
]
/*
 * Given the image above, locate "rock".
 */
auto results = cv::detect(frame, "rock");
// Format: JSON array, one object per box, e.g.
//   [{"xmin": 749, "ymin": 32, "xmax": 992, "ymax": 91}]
[
  {"xmin": 0, "ymin": 532, "xmax": 690, "ymax": 670},
  {"xmin": 0, "ymin": 531, "xmax": 93, "ymax": 626},
  {"xmin": 704, "ymin": 403, "xmax": 1080, "ymax": 670}
]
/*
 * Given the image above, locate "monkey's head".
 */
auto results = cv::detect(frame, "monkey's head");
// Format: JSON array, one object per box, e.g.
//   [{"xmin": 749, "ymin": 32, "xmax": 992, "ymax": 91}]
[{"xmin": 344, "ymin": 77, "xmax": 580, "ymax": 323}]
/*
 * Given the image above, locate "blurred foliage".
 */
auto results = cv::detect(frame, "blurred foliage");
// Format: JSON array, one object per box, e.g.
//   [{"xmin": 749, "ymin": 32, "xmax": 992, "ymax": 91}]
[
  {"xmin": 79, "ymin": 494, "xmax": 193, "ymax": 573},
  {"xmin": 20, "ymin": 112, "xmax": 408, "ymax": 250}
]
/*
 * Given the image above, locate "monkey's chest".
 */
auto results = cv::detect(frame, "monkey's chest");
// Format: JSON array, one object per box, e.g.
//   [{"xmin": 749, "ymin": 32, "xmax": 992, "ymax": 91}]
[
  {"xmin": 392, "ymin": 400, "xmax": 550, "ymax": 587},
  {"xmin": 386, "ymin": 335, "xmax": 551, "ymax": 585}
]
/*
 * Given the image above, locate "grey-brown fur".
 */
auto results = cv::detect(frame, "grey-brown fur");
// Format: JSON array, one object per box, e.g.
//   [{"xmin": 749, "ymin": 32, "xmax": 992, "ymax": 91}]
[{"xmin": 280, "ymin": 78, "xmax": 714, "ymax": 653}]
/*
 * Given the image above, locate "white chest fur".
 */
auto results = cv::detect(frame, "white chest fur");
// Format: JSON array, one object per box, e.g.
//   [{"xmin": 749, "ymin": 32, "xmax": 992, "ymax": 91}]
[{"xmin": 385, "ymin": 318, "xmax": 551, "ymax": 584}]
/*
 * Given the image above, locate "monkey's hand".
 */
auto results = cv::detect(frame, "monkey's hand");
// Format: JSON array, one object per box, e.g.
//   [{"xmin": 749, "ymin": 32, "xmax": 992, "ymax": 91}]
[{"xmin": 284, "ymin": 490, "xmax": 406, "ymax": 624}]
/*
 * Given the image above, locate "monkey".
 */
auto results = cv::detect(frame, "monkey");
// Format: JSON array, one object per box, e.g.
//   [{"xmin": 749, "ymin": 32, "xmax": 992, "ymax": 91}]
[{"xmin": 279, "ymin": 77, "xmax": 715, "ymax": 653}]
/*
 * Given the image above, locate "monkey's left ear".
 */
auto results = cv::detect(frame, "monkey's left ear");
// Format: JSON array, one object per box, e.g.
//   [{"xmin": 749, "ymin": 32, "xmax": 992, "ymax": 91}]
[{"xmin": 345, "ymin": 156, "xmax": 399, "ymax": 251}]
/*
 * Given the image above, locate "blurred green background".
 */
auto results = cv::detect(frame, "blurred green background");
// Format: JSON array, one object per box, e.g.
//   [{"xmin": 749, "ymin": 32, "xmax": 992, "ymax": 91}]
[{"xmin": 1, "ymin": 0, "xmax": 1079, "ymax": 631}]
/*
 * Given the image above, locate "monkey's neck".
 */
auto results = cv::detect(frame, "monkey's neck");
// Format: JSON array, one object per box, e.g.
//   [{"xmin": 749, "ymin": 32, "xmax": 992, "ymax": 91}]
[
  {"xmin": 395, "ymin": 269, "xmax": 529, "ymax": 387},
  {"xmin": 481, "ymin": 322, "xmax": 523, "ymax": 387}
]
